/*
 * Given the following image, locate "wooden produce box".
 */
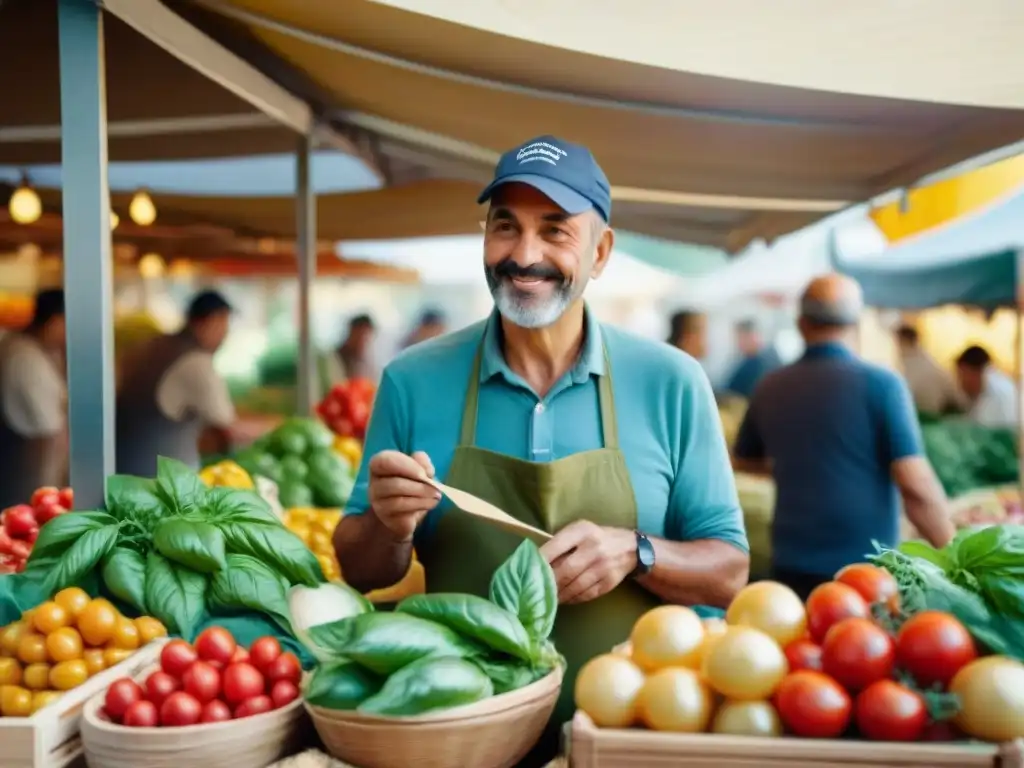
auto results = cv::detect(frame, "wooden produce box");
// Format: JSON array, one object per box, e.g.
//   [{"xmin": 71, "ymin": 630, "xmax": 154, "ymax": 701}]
[
  {"xmin": 0, "ymin": 639, "xmax": 165, "ymax": 768},
  {"xmin": 570, "ymin": 713, "xmax": 1024, "ymax": 768}
]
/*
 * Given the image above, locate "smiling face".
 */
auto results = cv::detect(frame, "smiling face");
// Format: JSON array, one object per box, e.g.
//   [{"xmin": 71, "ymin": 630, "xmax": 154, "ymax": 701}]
[{"xmin": 483, "ymin": 184, "xmax": 612, "ymax": 329}]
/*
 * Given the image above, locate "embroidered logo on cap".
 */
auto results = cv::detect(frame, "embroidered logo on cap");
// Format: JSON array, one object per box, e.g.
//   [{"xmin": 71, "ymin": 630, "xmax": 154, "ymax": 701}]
[{"xmin": 516, "ymin": 141, "xmax": 567, "ymax": 167}]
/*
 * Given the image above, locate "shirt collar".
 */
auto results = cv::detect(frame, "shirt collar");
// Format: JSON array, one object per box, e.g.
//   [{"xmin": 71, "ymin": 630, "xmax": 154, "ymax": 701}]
[
  {"xmin": 802, "ymin": 341, "xmax": 853, "ymax": 361},
  {"xmin": 480, "ymin": 306, "xmax": 606, "ymax": 384}
]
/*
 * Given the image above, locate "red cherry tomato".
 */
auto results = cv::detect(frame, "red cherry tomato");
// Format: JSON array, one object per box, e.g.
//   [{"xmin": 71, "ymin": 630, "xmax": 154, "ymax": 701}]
[
  {"xmin": 835, "ymin": 564, "xmax": 899, "ymax": 609},
  {"xmin": 8, "ymin": 540, "xmax": 31, "ymax": 560},
  {"xmin": 182, "ymin": 661, "xmax": 222, "ymax": 704},
  {"xmin": 160, "ymin": 692, "xmax": 203, "ymax": 727},
  {"xmin": 194, "ymin": 627, "xmax": 237, "ymax": 666},
  {"xmin": 784, "ymin": 639, "xmax": 823, "ymax": 672},
  {"xmin": 3, "ymin": 506, "xmax": 38, "ymax": 538},
  {"xmin": 34, "ymin": 501, "xmax": 67, "ymax": 526},
  {"xmin": 24, "ymin": 528, "xmax": 38, "ymax": 544},
  {"xmin": 821, "ymin": 618, "xmax": 895, "ymax": 692},
  {"xmin": 855, "ymin": 680, "xmax": 928, "ymax": 741},
  {"xmin": 806, "ymin": 582, "xmax": 869, "ymax": 643},
  {"xmin": 30, "ymin": 487, "xmax": 60, "ymax": 508},
  {"xmin": 264, "ymin": 652, "xmax": 301, "ymax": 686},
  {"xmin": 104, "ymin": 677, "xmax": 145, "ymax": 721},
  {"xmin": 895, "ymin": 611, "xmax": 977, "ymax": 688},
  {"xmin": 199, "ymin": 699, "xmax": 233, "ymax": 724},
  {"xmin": 775, "ymin": 671, "xmax": 852, "ymax": 738},
  {"xmin": 222, "ymin": 662, "xmax": 265, "ymax": 705},
  {"xmin": 0, "ymin": 530, "xmax": 14, "ymax": 555},
  {"xmin": 160, "ymin": 639, "xmax": 198, "ymax": 679},
  {"xmin": 230, "ymin": 647, "xmax": 250, "ymax": 664},
  {"xmin": 58, "ymin": 487, "xmax": 74, "ymax": 509},
  {"xmin": 234, "ymin": 695, "xmax": 274, "ymax": 719},
  {"xmin": 145, "ymin": 670, "xmax": 181, "ymax": 709},
  {"xmin": 122, "ymin": 699, "xmax": 159, "ymax": 728},
  {"xmin": 247, "ymin": 637, "xmax": 281, "ymax": 673},
  {"xmin": 270, "ymin": 679, "xmax": 299, "ymax": 709}
]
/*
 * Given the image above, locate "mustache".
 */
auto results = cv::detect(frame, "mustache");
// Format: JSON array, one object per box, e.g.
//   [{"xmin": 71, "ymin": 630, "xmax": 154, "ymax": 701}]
[{"xmin": 491, "ymin": 260, "xmax": 564, "ymax": 281}]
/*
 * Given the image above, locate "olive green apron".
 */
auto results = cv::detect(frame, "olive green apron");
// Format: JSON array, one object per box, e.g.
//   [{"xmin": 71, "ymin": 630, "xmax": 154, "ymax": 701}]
[{"xmin": 419, "ymin": 340, "xmax": 662, "ymax": 753}]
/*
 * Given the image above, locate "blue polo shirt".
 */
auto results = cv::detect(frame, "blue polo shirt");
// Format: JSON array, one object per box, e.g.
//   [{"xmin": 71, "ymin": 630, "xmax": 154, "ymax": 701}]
[
  {"xmin": 733, "ymin": 342, "xmax": 922, "ymax": 576},
  {"xmin": 345, "ymin": 310, "xmax": 748, "ymax": 565},
  {"xmin": 724, "ymin": 348, "xmax": 782, "ymax": 399}
]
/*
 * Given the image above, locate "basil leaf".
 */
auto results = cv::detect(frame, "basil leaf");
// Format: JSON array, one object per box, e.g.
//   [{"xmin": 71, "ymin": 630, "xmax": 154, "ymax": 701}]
[
  {"xmin": 218, "ymin": 521, "xmax": 323, "ymax": 586},
  {"xmin": 144, "ymin": 551, "xmax": 207, "ymax": 639},
  {"xmin": 358, "ymin": 656, "xmax": 493, "ymax": 717},
  {"xmin": 204, "ymin": 487, "xmax": 280, "ymax": 526},
  {"xmin": 488, "ymin": 541, "xmax": 557, "ymax": 643},
  {"xmin": 471, "ymin": 655, "xmax": 537, "ymax": 695},
  {"xmin": 153, "ymin": 519, "xmax": 226, "ymax": 573},
  {"xmin": 44, "ymin": 524, "xmax": 120, "ymax": 595},
  {"xmin": 397, "ymin": 593, "xmax": 533, "ymax": 661},
  {"xmin": 208, "ymin": 553, "xmax": 291, "ymax": 633},
  {"xmin": 29, "ymin": 511, "xmax": 118, "ymax": 564},
  {"xmin": 898, "ymin": 540, "xmax": 953, "ymax": 571},
  {"xmin": 102, "ymin": 547, "xmax": 148, "ymax": 613},
  {"xmin": 105, "ymin": 475, "xmax": 164, "ymax": 522},
  {"xmin": 155, "ymin": 456, "xmax": 206, "ymax": 516},
  {"xmin": 304, "ymin": 660, "xmax": 383, "ymax": 710}
]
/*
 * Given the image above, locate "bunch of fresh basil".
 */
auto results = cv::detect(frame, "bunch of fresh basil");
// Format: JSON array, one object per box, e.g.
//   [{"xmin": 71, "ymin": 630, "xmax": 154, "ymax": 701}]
[
  {"xmin": 303, "ymin": 540, "xmax": 562, "ymax": 717},
  {"xmin": 24, "ymin": 457, "xmax": 324, "ymax": 639}
]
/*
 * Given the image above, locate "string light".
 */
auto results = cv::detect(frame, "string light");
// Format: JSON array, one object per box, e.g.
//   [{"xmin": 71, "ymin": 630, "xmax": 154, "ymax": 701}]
[
  {"xmin": 129, "ymin": 190, "xmax": 157, "ymax": 226},
  {"xmin": 138, "ymin": 253, "xmax": 165, "ymax": 279},
  {"xmin": 8, "ymin": 181, "xmax": 42, "ymax": 225}
]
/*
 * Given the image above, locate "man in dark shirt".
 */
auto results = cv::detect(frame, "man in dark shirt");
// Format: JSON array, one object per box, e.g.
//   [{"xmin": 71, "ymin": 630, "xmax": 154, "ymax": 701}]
[
  {"xmin": 724, "ymin": 319, "xmax": 781, "ymax": 399},
  {"xmin": 732, "ymin": 274, "xmax": 954, "ymax": 598}
]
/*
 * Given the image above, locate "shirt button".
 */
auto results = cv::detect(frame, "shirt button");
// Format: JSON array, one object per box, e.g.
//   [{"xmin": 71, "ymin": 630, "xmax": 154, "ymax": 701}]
[{"xmin": 535, "ymin": 403, "xmax": 545, "ymax": 413}]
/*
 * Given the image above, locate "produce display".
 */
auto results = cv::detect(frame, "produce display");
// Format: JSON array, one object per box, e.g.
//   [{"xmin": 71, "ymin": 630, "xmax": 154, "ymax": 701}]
[
  {"xmin": 947, "ymin": 485, "xmax": 1024, "ymax": 529},
  {"xmin": 576, "ymin": 559, "xmax": 1024, "ymax": 743},
  {"xmin": 199, "ymin": 461, "xmax": 255, "ymax": 491},
  {"xmin": 233, "ymin": 418, "xmax": 355, "ymax": 510},
  {"xmin": 921, "ymin": 419, "xmax": 1018, "ymax": 497},
  {"xmin": 316, "ymin": 379, "xmax": 375, "ymax": 442},
  {"xmin": 0, "ymin": 588, "xmax": 167, "ymax": 716},
  {"xmin": 0, "ymin": 486, "xmax": 74, "ymax": 574},
  {"xmin": 99, "ymin": 627, "xmax": 300, "ymax": 727},
  {"xmin": 296, "ymin": 541, "xmax": 561, "ymax": 716},
  {"xmin": 283, "ymin": 508, "xmax": 342, "ymax": 582},
  {"xmin": 20, "ymin": 457, "xmax": 325, "ymax": 640}
]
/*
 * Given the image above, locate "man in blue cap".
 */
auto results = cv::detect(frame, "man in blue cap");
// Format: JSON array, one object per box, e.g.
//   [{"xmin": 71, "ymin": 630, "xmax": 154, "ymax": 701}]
[{"xmin": 333, "ymin": 136, "xmax": 749, "ymax": 762}]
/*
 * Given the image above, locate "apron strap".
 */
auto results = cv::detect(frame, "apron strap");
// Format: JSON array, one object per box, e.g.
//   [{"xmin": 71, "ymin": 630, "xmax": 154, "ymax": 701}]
[{"xmin": 458, "ymin": 343, "xmax": 485, "ymax": 446}]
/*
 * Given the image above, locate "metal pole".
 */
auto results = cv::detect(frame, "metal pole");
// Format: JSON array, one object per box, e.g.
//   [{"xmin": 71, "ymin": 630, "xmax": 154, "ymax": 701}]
[
  {"xmin": 58, "ymin": 0, "xmax": 115, "ymax": 509},
  {"xmin": 295, "ymin": 133, "xmax": 317, "ymax": 415}
]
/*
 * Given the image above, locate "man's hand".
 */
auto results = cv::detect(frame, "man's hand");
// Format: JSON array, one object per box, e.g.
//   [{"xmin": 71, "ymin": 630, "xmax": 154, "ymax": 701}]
[
  {"xmin": 367, "ymin": 450, "xmax": 441, "ymax": 542},
  {"xmin": 540, "ymin": 520, "xmax": 636, "ymax": 605}
]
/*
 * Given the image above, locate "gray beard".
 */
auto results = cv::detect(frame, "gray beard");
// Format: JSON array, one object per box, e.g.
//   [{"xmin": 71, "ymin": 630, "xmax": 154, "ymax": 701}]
[{"xmin": 486, "ymin": 274, "xmax": 575, "ymax": 329}]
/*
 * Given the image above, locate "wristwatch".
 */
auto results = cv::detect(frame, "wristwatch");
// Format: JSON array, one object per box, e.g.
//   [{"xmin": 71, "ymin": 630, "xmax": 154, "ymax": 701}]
[{"xmin": 631, "ymin": 531, "xmax": 655, "ymax": 577}]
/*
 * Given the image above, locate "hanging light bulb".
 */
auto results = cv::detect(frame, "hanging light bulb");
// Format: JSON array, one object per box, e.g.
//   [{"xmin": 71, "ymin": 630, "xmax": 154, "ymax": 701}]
[
  {"xmin": 138, "ymin": 253, "xmax": 165, "ymax": 279},
  {"xmin": 8, "ymin": 179, "xmax": 42, "ymax": 225},
  {"xmin": 110, "ymin": 211, "xmax": 120, "ymax": 230},
  {"xmin": 129, "ymin": 190, "xmax": 157, "ymax": 226}
]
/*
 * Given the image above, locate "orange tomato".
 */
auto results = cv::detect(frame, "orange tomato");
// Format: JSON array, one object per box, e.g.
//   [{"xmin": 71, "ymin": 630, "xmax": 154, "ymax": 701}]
[
  {"xmin": 110, "ymin": 618, "xmax": 140, "ymax": 651},
  {"xmin": 53, "ymin": 587, "xmax": 91, "ymax": 620},
  {"xmin": 83, "ymin": 648, "xmax": 106, "ymax": 677},
  {"xmin": 0, "ymin": 657, "xmax": 22, "ymax": 686},
  {"xmin": 45, "ymin": 627, "xmax": 84, "ymax": 663},
  {"xmin": 0, "ymin": 621, "xmax": 26, "ymax": 656},
  {"xmin": 0, "ymin": 684, "xmax": 32, "ymax": 716},
  {"xmin": 77, "ymin": 600, "xmax": 118, "ymax": 647},
  {"xmin": 103, "ymin": 647, "xmax": 132, "ymax": 668},
  {"xmin": 49, "ymin": 659, "xmax": 88, "ymax": 691},
  {"xmin": 16, "ymin": 632, "xmax": 48, "ymax": 665},
  {"xmin": 22, "ymin": 663, "xmax": 51, "ymax": 691},
  {"xmin": 31, "ymin": 690, "xmax": 61, "ymax": 713},
  {"xmin": 32, "ymin": 602, "xmax": 70, "ymax": 635},
  {"xmin": 134, "ymin": 617, "xmax": 167, "ymax": 644}
]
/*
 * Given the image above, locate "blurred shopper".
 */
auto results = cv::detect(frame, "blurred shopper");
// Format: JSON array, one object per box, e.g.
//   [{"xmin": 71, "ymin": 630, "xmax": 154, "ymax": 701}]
[
  {"xmin": 334, "ymin": 313, "xmax": 378, "ymax": 381},
  {"xmin": 723, "ymin": 319, "xmax": 781, "ymax": 399},
  {"xmin": 0, "ymin": 289, "xmax": 67, "ymax": 507},
  {"xmin": 955, "ymin": 344, "xmax": 1018, "ymax": 429},
  {"xmin": 732, "ymin": 274, "xmax": 954, "ymax": 598},
  {"xmin": 401, "ymin": 309, "xmax": 447, "ymax": 350},
  {"xmin": 116, "ymin": 290, "xmax": 235, "ymax": 476},
  {"xmin": 667, "ymin": 309, "xmax": 707, "ymax": 360},
  {"xmin": 895, "ymin": 324, "xmax": 965, "ymax": 416}
]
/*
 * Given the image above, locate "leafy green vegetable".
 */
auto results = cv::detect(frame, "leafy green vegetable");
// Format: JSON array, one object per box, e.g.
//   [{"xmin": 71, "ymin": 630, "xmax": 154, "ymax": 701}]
[
  {"xmin": 28, "ymin": 511, "xmax": 118, "ymax": 563},
  {"xmin": 105, "ymin": 475, "xmax": 164, "ymax": 522},
  {"xmin": 153, "ymin": 519, "xmax": 227, "ymax": 573},
  {"xmin": 357, "ymin": 656, "xmax": 493, "ymax": 717},
  {"xmin": 155, "ymin": 456, "xmax": 206, "ymax": 516},
  {"xmin": 471, "ymin": 655, "xmax": 540, "ymax": 695},
  {"xmin": 488, "ymin": 541, "xmax": 557, "ymax": 643},
  {"xmin": 204, "ymin": 487, "xmax": 281, "ymax": 526},
  {"xmin": 44, "ymin": 524, "xmax": 120, "ymax": 595},
  {"xmin": 144, "ymin": 551, "xmax": 207, "ymax": 639},
  {"xmin": 397, "ymin": 593, "xmax": 533, "ymax": 661},
  {"xmin": 208, "ymin": 554, "xmax": 291, "ymax": 633},
  {"xmin": 278, "ymin": 482, "xmax": 314, "ymax": 509},
  {"xmin": 304, "ymin": 660, "xmax": 383, "ymax": 709},
  {"xmin": 102, "ymin": 547, "xmax": 148, "ymax": 613},
  {"xmin": 308, "ymin": 612, "xmax": 481, "ymax": 675},
  {"xmin": 218, "ymin": 521, "xmax": 323, "ymax": 586}
]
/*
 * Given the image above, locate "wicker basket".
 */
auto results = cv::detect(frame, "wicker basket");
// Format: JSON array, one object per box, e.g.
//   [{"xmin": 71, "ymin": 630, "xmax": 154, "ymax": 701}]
[
  {"xmin": 306, "ymin": 666, "xmax": 563, "ymax": 768},
  {"xmin": 79, "ymin": 664, "xmax": 308, "ymax": 768}
]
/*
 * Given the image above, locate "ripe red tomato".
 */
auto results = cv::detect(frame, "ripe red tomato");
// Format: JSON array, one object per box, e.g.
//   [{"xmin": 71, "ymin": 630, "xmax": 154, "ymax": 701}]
[
  {"xmin": 264, "ymin": 652, "xmax": 301, "ymax": 686},
  {"xmin": 3, "ymin": 506, "xmax": 38, "ymax": 538},
  {"xmin": 231, "ymin": 647, "xmax": 250, "ymax": 664},
  {"xmin": 194, "ymin": 627, "xmax": 237, "ymax": 666},
  {"xmin": 104, "ymin": 677, "xmax": 145, "ymax": 721},
  {"xmin": 784, "ymin": 639, "xmax": 823, "ymax": 672},
  {"xmin": 199, "ymin": 699, "xmax": 233, "ymax": 724},
  {"xmin": 160, "ymin": 639, "xmax": 198, "ymax": 678},
  {"xmin": 58, "ymin": 487, "xmax": 74, "ymax": 509},
  {"xmin": 182, "ymin": 661, "xmax": 222, "ymax": 704},
  {"xmin": 855, "ymin": 680, "xmax": 927, "ymax": 741},
  {"xmin": 806, "ymin": 582, "xmax": 869, "ymax": 642},
  {"xmin": 821, "ymin": 618, "xmax": 895, "ymax": 692},
  {"xmin": 0, "ymin": 530, "xmax": 13, "ymax": 555},
  {"xmin": 122, "ymin": 699, "xmax": 159, "ymax": 728},
  {"xmin": 270, "ymin": 680, "xmax": 299, "ymax": 709},
  {"xmin": 247, "ymin": 637, "xmax": 281, "ymax": 673},
  {"xmin": 160, "ymin": 692, "xmax": 203, "ymax": 727},
  {"xmin": 30, "ymin": 487, "xmax": 60, "ymax": 507},
  {"xmin": 774, "ymin": 671, "xmax": 852, "ymax": 738},
  {"xmin": 895, "ymin": 611, "xmax": 977, "ymax": 687},
  {"xmin": 234, "ymin": 695, "xmax": 274, "ymax": 719},
  {"xmin": 34, "ymin": 501, "xmax": 67, "ymax": 526},
  {"xmin": 835, "ymin": 564, "xmax": 899, "ymax": 609},
  {"xmin": 222, "ymin": 662, "xmax": 265, "ymax": 705},
  {"xmin": 145, "ymin": 670, "xmax": 181, "ymax": 709},
  {"xmin": 8, "ymin": 540, "xmax": 31, "ymax": 560}
]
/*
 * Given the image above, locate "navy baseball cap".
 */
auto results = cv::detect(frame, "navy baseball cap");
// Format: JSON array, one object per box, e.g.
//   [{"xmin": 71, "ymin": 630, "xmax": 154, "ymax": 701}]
[{"xmin": 477, "ymin": 135, "xmax": 612, "ymax": 222}]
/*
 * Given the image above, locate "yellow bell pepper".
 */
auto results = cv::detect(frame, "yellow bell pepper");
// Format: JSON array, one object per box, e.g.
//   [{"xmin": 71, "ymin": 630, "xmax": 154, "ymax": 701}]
[
  {"xmin": 333, "ymin": 436, "xmax": 363, "ymax": 468},
  {"xmin": 199, "ymin": 460, "xmax": 254, "ymax": 490}
]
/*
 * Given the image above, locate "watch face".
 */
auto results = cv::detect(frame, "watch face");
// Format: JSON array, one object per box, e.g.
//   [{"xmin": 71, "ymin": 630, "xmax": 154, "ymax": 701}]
[{"xmin": 637, "ymin": 534, "xmax": 655, "ymax": 571}]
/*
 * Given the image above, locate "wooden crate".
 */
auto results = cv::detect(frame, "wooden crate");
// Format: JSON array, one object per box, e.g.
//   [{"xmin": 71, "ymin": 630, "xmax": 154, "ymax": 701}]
[
  {"xmin": 571, "ymin": 713, "xmax": 1024, "ymax": 768},
  {"xmin": 0, "ymin": 639, "xmax": 165, "ymax": 768}
]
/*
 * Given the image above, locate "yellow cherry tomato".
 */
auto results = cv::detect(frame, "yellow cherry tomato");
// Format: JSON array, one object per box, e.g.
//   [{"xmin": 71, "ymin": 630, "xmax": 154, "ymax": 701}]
[
  {"xmin": 17, "ymin": 632, "xmax": 48, "ymax": 665},
  {"xmin": 46, "ymin": 627, "xmax": 84, "ymax": 663},
  {"xmin": 134, "ymin": 617, "xmax": 167, "ymax": 644},
  {"xmin": 83, "ymin": 648, "xmax": 106, "ymax": 677},
  {"xmin": 110, "ymin": 618, "xmax": 140, "ymax": 651},
  {"xmin": 0, "ymin": 621, "xmax": 26, "ymax": 657},
  {"xmin": 49, "ymin": 659, "xmax": 89, "ymax": 691},
  {"xmin": 77, "ymin": 600, "xmax": 118, "ymax": 646},
  {"xmin": 309, "ymin": 531, "xmax": 332, "ymax": 554},
  {"xmin": 54, "ymin": 587, "xmax": 91, "ymax": 620},
  {"xmin": 103, "ymin": 647, "xmax": 132, "ymax": 667},
  {"xmin": 22, "ymin": 663, "xmax": 51, "ymax": 691},
  {"xmin": 0, "ymin": 685, "xmax": 33, "ymax": 717},
  {"xmin": 32, "ymin": 602, "xmax": 71, "ymax": 635},
  {"xmin": 0, "ymin": 657, "xmax": 22, "ymax": 686},
  {"xmin": 31, "ymin": 690, "xmax": 62, "ymax": 713}
]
